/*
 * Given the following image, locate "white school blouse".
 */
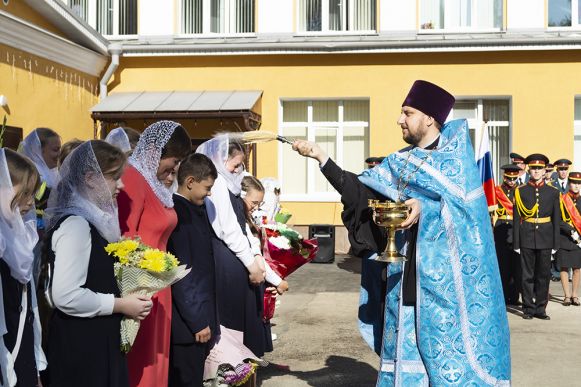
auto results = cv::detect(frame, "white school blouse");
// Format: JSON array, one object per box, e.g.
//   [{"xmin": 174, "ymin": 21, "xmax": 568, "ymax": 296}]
[
  {"xmin": 245, "ymin": 224, "xmax": 282, "ymax": 286},
  {"xmin": 205, "ymin": 175, "xmax": 254, "ymax": 267},
  {"xmin": 51, "ymin": 216, "xmax": 115, "ymax": 318}
]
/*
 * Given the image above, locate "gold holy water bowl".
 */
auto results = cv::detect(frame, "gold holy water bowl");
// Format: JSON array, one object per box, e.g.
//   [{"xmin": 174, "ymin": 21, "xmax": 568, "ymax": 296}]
[{"xmin": 368, "ymin": 199, "xmax": 410, "ymax": 263}]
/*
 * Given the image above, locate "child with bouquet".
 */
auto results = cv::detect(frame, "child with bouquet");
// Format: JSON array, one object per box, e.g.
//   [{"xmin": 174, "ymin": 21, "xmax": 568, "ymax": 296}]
[{"xmin": 44, "ymin": 141, "xmax": 152, "ymax": 387}]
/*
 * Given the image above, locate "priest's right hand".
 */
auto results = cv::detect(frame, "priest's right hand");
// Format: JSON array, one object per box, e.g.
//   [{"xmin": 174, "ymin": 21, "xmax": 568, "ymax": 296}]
[
  {"xmin": 247, "ymin": 258, "xmax": 266, "ymax": 286},
  {"xmin": 292, "ymin": 140, "xmax": 329, "ymax": 165}
]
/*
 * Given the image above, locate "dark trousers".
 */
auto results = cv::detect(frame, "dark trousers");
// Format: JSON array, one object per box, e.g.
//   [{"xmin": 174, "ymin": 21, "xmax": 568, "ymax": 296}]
[
  {"xmin": 496, "ymin": 243, "xmax": 522, "ymax": 304},
  {"xmin": 520, "ymin": 248, "xmax": 552, "ymax": 315},
  {"xmin": 169, "ymin": 341, "xmax": 209, "ymax": 387}
]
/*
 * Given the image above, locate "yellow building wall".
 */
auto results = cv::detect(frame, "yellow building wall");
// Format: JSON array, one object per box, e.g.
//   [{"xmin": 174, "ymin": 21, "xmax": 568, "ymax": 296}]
[
  {"xmin": 0, "ymin": 43, "xmax": 100, "ymax": 141},
  {"xmin": 1, "ymin": 1, "xmax": 67, "ymax": 38},
  {"xmin": 110, "ymin": 50, "xmax": 581, "ymax": 225}
]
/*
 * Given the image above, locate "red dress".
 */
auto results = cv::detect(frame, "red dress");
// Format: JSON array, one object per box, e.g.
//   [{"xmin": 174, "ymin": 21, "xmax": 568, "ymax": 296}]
[{"xmin": 117, "ymin": 165, "xmax": 177, "ymax": 387}]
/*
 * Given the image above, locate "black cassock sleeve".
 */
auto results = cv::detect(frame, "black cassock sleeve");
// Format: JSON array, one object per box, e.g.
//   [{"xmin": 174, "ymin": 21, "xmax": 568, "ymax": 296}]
[
  {"xmin": 321, "ymin": 158, "xmax": 419, "ymax": 306},
  {"xmin": 320, "ymin": 158, "xmax": 387, "ymax": 257}
]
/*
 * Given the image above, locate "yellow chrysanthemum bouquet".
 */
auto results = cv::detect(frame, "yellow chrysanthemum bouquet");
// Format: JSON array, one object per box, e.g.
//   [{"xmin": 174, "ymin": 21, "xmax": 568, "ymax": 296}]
[{"xmin": 105, "ymin": 237, "xmax": 190, "ymax": 352}]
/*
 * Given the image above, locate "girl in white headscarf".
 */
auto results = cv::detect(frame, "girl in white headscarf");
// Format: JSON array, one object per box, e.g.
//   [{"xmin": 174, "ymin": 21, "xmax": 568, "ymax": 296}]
[
  {"xmin": 0, "ymin": 148, "xmax": 46, "ymax": 387},
  {"xmin": 116, "ymin": 121, "xmax": 191, "ymax": 387},
  {"xmin": 105, "ymin": 127, "xmax": 141, "ymax": 154},
  {"xmin": 19, "ymin": 128, "xmax": 61, "ymax": 233},
  {"xmin": 196, "ymin": 134, "xmax": 267, "ymax": 357},
  {"xmin": 44, "ymin": 141, "xmax": 152, "ymax": 387},
  {"xmin": 20, "ymin": 128, "xmax": 61, "ymax": 190}
]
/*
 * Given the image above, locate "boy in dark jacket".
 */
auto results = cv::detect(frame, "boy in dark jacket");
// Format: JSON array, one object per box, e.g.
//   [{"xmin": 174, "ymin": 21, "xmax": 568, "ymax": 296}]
[{"xmin": 167, "ymin": 153, "xmax": 219, "ymax": 386}]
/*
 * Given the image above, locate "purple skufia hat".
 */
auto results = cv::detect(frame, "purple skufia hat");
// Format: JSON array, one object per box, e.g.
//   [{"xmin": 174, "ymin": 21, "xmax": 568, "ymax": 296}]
[{"xmin": 402, "ymin": 80, "xmax": 455, "ymax": 125}]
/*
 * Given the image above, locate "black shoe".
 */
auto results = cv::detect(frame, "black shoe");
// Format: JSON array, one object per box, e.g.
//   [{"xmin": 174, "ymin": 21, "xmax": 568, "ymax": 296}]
[
  {"xmin": 551, "ymin": 276, "xmax": 560, "ymax": 282},
  {"xmin": 522, "ymin": 314, "xmax": 533, "ymax": 320},
  {"xmin": 534, "ymin": 313, "xmax": 551, "ymax": 320}
]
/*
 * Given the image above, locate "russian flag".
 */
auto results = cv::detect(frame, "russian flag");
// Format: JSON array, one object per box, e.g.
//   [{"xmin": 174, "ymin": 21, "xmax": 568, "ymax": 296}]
[{"xmin": 474, "ymin": 123, "xmax": 497, "ymax": 211}]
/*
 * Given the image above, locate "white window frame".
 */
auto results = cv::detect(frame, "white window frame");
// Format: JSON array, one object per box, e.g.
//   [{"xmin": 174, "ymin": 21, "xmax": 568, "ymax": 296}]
[
  {"xmin": 574, "ymin": 96, "xmax": 581, "ymax": 170},
  {"xmin": 449, "ymin": 97, "xmax": 512, "ymax": 181},
  {"xmin": 547, "ymin": 0, "xmax": 581, "ymax": 30},
  {"xmin": 67, "ymin": 0, "xmax": 138, "ymax": 38},
  {"xmin": 278, "ymin": 99, "xmax": 370, "ymax": 202},
  {"xmin": 418, "ymin": 0, "xmax": 503, "ymax": 34},
  {"xmin": 177, "ymin": 0, "xmax": 256, "ymax": 37},
  {"xmin": 296, "ymin": 0, "xmax": 377, "ymax": 36}
]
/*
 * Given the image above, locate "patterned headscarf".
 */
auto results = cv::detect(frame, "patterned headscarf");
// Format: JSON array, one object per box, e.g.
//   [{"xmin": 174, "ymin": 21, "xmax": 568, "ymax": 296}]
[{"xmin": 129, "ymin": 120, "xmax": 181, "ymax": 208}]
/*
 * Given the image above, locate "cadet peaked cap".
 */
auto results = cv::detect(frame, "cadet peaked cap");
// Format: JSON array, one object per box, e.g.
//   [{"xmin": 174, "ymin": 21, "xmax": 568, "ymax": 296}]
[
  {"xmin": 525, "ymin": 153, "xmax": 549, "ymax": 166},
  {"xmin": 509, "ymin": 152, "xmax": 525, "ymax": 163},
  {"xmin": 554, "ymin": 159, "xmax": 572, "ymax": 169},
  {"xmin": 568, "ymin": 172, "xmax": 581, "ymax": 183},
  {"xmin": 545, "ymin": 163, "xmax": 554, "ymax": 171},
  {"xmin": 500, "ymin": 164, "xmax": 521, "ymax": 177},
  {"xmin": 401, "ymin": 80, "xmax": 455, "ymax": 126},
  {"xmin": 365, "ymin": 157, "xmax": 385, "ymax": 167}
]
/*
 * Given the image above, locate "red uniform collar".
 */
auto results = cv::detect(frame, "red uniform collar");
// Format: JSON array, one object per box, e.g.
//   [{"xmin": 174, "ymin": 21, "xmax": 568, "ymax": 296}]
[{"xmin": 528, "ymin": 180, "xmax": 544, "ymax": 188}]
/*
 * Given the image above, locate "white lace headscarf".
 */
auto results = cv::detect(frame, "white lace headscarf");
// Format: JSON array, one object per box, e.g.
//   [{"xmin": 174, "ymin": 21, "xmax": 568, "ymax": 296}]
[
  {"xmin": 0, "ymin": 149, "xmax": 39, "ymax": 284},
  {"xmin": 196, "ymin": 134, "xmax": 245, "ymax": 195},
  {"xmin": 105, "ymin": 127, "xmax": 132, "ymax": 153},
  {"xmin": 20, "ymin": 129, "xmax": 60, "ymax": 188},
  {"xmin": 44, "ymin": 141, "xmax": 121, "ymax": 243},
  {"xmin": 129, "ymin": 120, "xmax": 181, "ymax": 208}
]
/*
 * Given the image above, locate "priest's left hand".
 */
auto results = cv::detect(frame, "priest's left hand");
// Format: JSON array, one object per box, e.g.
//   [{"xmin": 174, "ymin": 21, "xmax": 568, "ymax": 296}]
[{"xmin": 400, "ymin": 198, "xmax": 420, "ymax": 229}]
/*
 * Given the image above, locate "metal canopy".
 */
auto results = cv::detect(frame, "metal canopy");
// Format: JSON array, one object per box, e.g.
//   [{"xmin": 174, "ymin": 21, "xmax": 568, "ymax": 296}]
[{"xmin": 90, "ymin": 90, "xmax": 262, "ymax": 130}]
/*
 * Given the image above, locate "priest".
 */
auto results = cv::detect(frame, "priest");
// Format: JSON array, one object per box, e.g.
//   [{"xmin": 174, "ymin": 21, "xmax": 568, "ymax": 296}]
[{"xmin": 292, "ymin": 80, "xmax": 511, "ymax": 386}]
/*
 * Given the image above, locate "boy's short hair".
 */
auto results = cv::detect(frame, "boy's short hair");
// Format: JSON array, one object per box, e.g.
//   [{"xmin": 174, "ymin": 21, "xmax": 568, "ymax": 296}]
[{"xmin": 178, "ymin": 153, "xmax": 218, "ymax": 185}]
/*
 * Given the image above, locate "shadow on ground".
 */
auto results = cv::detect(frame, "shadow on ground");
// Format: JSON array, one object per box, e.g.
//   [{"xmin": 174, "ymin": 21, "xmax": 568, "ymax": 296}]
[
  {"xmin": 257, "ymin": 355, "xmax": 377, "ymax": 387},
  {"xmin": 335, "ymin": 254, "xmax": 362, "ymax": 274}
]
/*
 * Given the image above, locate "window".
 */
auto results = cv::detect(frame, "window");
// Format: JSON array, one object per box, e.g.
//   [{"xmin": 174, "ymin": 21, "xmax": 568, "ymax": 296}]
[
  {"xmin": 574, "ymin": 98, "xmax": 581, "ymax": 170},
  {"xmin": 298, "ymin": 0, "xmax": 376, "ymax": 33},
  {"xmin": 420, "ymin": 0, "xmax": 502, "ymax": 31},
  {"xmin": 180, "ymin": 0, "xmax": 254, "ymax": 34},
  {"xmin": 67, "ymin": 0, "xmax": 137, "ymax": 35},
  {"xmin": 449, "ymin": 99, "xmax": 510, "ymax": 181},
  {"xmin": 548, "ymin": 0, "xmax": 581, "ymax": 27},
  {"xmin": 279, "ymin": 100, "xmax": 370, "ymax": 201}
]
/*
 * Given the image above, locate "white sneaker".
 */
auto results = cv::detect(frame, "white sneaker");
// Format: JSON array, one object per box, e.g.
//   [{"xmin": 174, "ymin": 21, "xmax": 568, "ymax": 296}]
[
  {"xmin": 271, "ymin": 333, "xmax": 278, "ymax": 341},
  {"xmin": 275, "ymin": 300, "xmax": 281, "ymax": 307}
]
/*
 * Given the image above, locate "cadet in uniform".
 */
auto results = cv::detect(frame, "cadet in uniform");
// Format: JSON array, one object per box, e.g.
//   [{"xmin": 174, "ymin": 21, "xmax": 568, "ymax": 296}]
[
  {"xmin": 552, "ymin": 158, "xmax": 572, "ymax": 193},
  {"xmin": 513, "ymin": 154, "xmax": 560, "ymax": 320},
  {"xmin": 556, "ymin": 172, "xmax": 581, "ymax": 306},
  {"xmin": 544, "ymin": 163, "xmax": 555, "ymax": 184},
  {"xmin": 510, "ymin": 152, "xmax": 529, "ymax": 185},
  {"xmin": 494, "ymin": 164, "xmax": 522, "ymax": 305}
]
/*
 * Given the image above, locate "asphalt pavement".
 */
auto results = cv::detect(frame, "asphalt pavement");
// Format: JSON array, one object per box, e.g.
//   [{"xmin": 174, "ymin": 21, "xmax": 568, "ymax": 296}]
[{"xmin": 257, "ymin": 255, "xmax": 581, "ymax": 387}]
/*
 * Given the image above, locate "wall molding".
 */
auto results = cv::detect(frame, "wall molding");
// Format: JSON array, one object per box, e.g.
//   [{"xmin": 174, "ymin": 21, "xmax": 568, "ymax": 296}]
[{"xmin": 0, "ymin": 11, "xmax": 107, "ymax": 76}]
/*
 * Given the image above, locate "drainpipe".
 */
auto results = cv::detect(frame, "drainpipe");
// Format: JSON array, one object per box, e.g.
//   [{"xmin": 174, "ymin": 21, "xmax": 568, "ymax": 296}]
[{"xmin": 100, "ymin": 43, "xmax": 123, "ymax": 100}]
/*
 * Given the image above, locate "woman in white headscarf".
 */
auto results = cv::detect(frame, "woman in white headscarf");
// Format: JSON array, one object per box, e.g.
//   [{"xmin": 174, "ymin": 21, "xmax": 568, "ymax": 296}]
[
  {"xmin": 44, "ymin": 140, "xmax": 152, "ymax": 387},
  {"xmin": 117, "ymin": 120, "xmax": 191, "ymax": 387},
  {"xmin": 196, "ymin": 134, "xmax": 267, "ymax": 358},
  {"xmin": 0, "ymin": 148, "xmax": 46, "ymax": 386}
]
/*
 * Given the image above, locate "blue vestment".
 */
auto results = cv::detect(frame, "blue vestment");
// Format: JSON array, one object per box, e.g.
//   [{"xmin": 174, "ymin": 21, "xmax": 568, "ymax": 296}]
[{"xmin": 358, "ymin": 119, "xmax": 511, "ymax": 386}]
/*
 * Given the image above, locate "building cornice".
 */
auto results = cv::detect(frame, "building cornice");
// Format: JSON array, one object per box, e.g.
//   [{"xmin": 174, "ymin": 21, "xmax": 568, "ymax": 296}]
[
  {"xmin": 117, "ymin": 31, "xmax": 581, "ymax": 56},
  {"xmin": 0, "ymin": 11, "xmax": 108, "ymax": 77},
  {"xmin": 24, "ymin": 0, "xmax": 109, "ymax": 55}
]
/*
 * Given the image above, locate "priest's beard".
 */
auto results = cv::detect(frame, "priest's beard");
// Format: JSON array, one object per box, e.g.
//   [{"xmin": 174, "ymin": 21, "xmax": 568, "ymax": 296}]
[{"xmin": 402, "ymin": 127, "xmax": 426, "ymax": 146}]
